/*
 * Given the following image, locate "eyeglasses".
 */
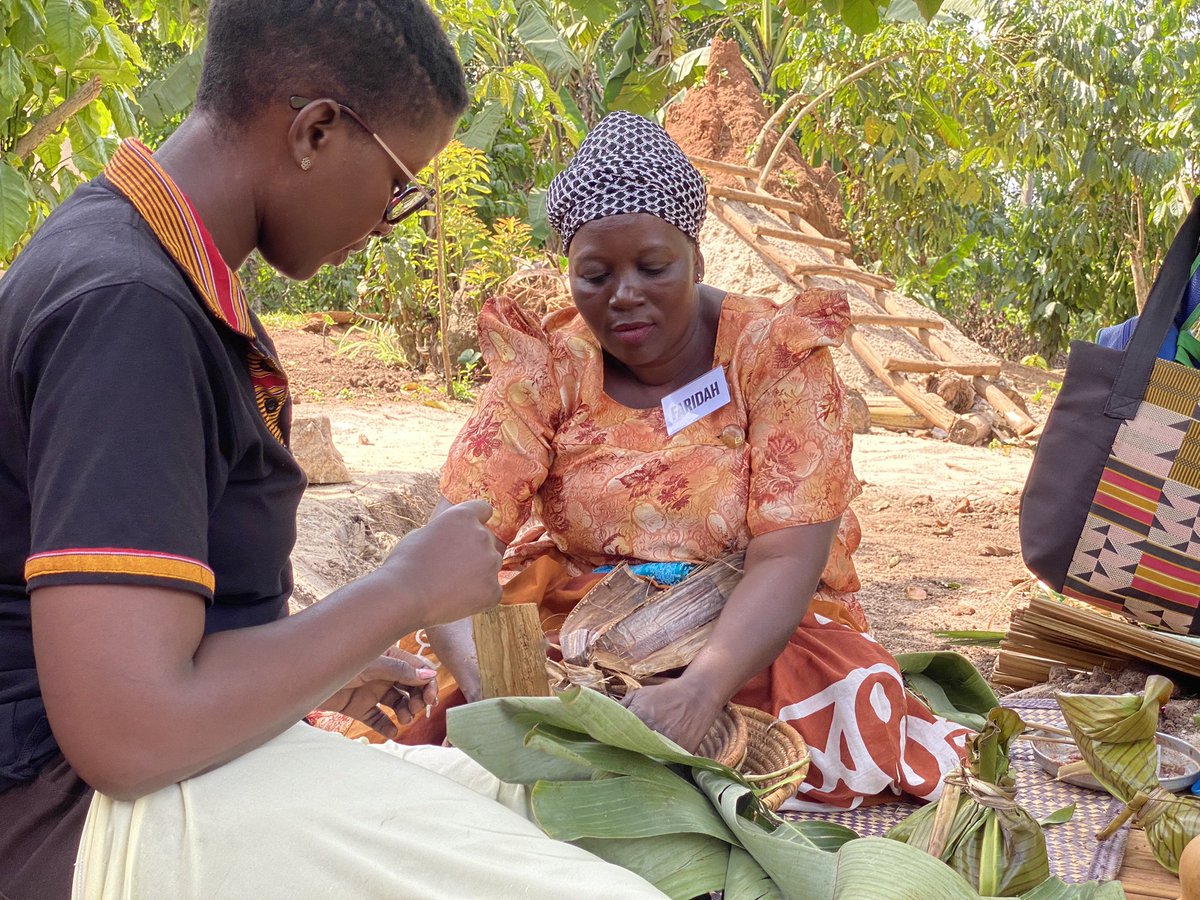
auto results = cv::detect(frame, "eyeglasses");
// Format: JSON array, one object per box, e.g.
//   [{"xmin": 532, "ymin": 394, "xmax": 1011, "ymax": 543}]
[{"xmin": 289, "ymin": 95, "xmax": 434, "ymax": 224}]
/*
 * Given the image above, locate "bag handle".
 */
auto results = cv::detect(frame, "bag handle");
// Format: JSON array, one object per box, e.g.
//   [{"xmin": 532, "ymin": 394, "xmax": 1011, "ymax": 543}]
[{"xmin": 1106, "ymin": 196, "xmax": 1200, "ymax": 418}]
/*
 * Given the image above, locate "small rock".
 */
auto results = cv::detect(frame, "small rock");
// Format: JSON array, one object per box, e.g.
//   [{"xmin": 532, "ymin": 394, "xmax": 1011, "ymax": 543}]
[
  {"xmin": 359, "ymin": 433, "xmax": 372, "ymax": 445},
  {"xmin": 999, "ymin": 485, "xmax": 1018, "ymax": 495},
  {"xmin": 933, "ymin": 524, "xmax": 954, "ymax": 537},
  {"xmin": 955, "ymin": 497, "xmax": 973, "ymax": 514},
  {"xmin": 887, "ymin": 555, "xmax": 901, "ymax": 568},
  {"xmin": 951, "ymin": 603, "xmax": 977, "ymax": 616},
  {"xmin": 905, "ymin": 586, "xmax": 929, "ymax": 601},
  {"xmin": 873, "ymin": 501, "xmax": 891, "ymax": 511},
  {"xmin": 291, "ymin": 415, "xmax": 353, "ymax": 484}
]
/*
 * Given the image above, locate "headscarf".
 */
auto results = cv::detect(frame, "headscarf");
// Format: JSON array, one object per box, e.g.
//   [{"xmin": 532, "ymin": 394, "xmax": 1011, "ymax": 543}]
[{"xmin": 545, "ymin": 111, "xmax": 707, "ymax": 249}]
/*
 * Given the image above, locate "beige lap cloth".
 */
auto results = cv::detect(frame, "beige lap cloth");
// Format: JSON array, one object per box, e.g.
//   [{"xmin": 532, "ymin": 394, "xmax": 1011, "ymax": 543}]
[{"xmin": 72, "ymin": 723, "xmax": 667, "ymax": 899}]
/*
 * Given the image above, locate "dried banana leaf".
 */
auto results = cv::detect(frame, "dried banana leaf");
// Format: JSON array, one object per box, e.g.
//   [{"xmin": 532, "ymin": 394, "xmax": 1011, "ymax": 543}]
[
  {"xmin": 593, "ymin": 554, "xmax": 743, "ymax": 667},
  {"xmin": 1056, "ymin": 674, "xmax": 1200, "ymax": 873},
  {"xmin": 888, "ymin": 707, "xmax": 1050, "ymax": 896},
  {"xmin": 560, "ymin": 566, "xmax": 654, "ymax": 666}
]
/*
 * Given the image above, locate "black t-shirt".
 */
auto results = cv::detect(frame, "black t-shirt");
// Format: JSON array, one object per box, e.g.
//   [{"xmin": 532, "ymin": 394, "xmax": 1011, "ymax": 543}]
[{"xmin": 0, "ymin": 176, "xmax": 306, "ymax": 793}]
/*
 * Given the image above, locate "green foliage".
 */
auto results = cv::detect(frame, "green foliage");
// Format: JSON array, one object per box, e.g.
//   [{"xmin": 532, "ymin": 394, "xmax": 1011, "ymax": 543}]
[
  {"xmin": 353, "ymin": 142, "xmax": 541, "ymax": 370},
  {"xmin": 0, "ymin": 0, "xmax": 206, "ymax": 262},
  {"xmin": 774, "ymin": 0, "xmax": 1200, "ymax": 354}
]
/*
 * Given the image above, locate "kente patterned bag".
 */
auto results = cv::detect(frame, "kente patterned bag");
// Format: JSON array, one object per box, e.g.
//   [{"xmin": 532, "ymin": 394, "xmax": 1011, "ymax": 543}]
[{"xmin": 1021, "ymin": 198, "xmax": 1200, "ymax": 634}]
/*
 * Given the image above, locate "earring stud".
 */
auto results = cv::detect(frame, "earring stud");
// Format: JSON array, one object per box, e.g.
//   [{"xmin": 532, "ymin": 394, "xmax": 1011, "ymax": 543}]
[{"xmin": 299, "ymin": 156, "xmax": 312, "ymax": 171}]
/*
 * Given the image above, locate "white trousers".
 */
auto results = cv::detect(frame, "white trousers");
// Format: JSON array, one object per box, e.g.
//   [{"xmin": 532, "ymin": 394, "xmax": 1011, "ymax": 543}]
[{"xmin": 72, "ymin": 723, "xmax": 667, "ymax": 899}]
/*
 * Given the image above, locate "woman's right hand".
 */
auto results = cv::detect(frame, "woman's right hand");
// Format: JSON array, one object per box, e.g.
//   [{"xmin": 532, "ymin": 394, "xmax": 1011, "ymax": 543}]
[{"xmin": 378, "ymin": 498, "xmax": 503, "ymax": 626}]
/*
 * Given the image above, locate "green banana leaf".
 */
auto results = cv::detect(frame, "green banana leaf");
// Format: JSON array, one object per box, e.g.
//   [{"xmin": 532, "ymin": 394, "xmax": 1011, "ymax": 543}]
[
  {"xmin": 446, "ymin": 689, "xmax": 1124, "ymax": 899},
  {"xmin": 887, "ymin": 708, "xmax": 1050, "ymax": 896},
  {"xmin": 1056, "ymin": 675, "xmax": 1200, "ymax": 873},
  {"xmin": 897, "ymin": 650, "xmax": 1000, "ymax": 732}
]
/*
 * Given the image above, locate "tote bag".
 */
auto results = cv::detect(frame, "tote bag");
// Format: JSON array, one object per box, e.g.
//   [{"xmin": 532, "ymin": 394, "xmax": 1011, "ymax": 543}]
[{"xmin": 1020, "ymin": 197, "xmax": 1200, "ymax": 634}]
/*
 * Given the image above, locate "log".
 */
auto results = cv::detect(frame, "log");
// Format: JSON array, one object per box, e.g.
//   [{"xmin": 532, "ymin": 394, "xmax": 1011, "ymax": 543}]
[
  {"xmin": 709, "ymin": 199, "xmax": 968, "ymax": 436},
  {"xmin": 883, "ymin": 357, "xmax": 1002, "ymax": 377},
  {"xmin": 869, "ymin": 403, "xmax": 927, "ymax": 430},
  {"xmin": 472, "ymin": 603, "xmax": 552, "ymax": 699},
  {"xmin": 948, "ymin": 412, "xmax": 994, "ymax": 446},
  {"xmin": 873, "ymin": 293, "xmax": 1036, "ymax": 435},
  {"xmin": 753, "ymin": 224, "xmax": 852, "ymax": 255},
  {"xmin": 687, "ymin": 155, "xmax": 760, "ymax": 180},
  {"xmin": 844, "ymin": 326, "xmax": 957, "ymax": 432},
  {"xmin": 846, "ymin": 388, "xmax": 871, "ymax": 434},
  {"xmin": 924, "ymin": 371, "xmax": 975, "ymax": 413}
]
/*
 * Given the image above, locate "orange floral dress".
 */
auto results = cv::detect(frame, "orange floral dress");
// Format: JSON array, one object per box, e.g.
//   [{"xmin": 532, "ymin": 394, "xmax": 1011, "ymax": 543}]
[{"xmin": 399, "ymin": 289, "xmax": 966, "ymax": 809}]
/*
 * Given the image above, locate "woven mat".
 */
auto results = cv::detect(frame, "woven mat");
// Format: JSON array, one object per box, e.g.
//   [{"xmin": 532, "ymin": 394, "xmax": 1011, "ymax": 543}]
[{"xmin": 780, "ymin": 698, "xmax": 1130, "ymax": 883}]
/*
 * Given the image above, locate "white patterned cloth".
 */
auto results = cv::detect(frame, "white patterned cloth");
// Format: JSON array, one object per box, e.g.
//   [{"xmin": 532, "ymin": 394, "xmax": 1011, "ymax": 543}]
[{"xmin": 546, "ymin": 110, "xmax": 707, "ymax": 248}]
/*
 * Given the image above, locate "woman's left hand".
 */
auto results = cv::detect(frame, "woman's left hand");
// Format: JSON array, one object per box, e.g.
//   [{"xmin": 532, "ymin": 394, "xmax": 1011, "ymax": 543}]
[
  {"xmin": 621, "ymin": 679, "xmax": 724, "ymax": 753},
  {"xmin": 320, "ymin": 646, "xmax": 439, "ymax": 739}
]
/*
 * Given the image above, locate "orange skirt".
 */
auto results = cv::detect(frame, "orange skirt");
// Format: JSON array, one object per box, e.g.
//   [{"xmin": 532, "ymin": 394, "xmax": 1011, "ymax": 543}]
[{"xmin": 327, "ymin": 554, "xmax": 969, "ymax": 809}]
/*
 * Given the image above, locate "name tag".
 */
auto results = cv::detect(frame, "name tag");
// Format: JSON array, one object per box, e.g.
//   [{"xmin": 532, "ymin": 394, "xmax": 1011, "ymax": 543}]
[{"xmin": 661, "ymin": 367, "xmax": 731, "ymax": 436}]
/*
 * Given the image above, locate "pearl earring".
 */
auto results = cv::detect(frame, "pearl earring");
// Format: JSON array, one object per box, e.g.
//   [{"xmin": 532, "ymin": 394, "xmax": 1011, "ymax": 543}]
[{"xmin": 299, "ymin": 156, "xmax": 312, "ymax": 171}]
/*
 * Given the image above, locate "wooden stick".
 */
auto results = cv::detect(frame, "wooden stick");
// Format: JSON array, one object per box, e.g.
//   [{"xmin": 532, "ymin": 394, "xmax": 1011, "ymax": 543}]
[
  {"xmin": 688, "ymin": 154, "xmax": 760, "ymax": 180},
  {"xmin": 757, "ymin": 54, "xmax": 904, "ymax": 189},
  {"xmin": 14, "ymin": 76, "xmax": 104, "ymax": 160},
  {"xmin": 884, "ymin": 358, "xmax": 1002, "ymax": 376},
  {"xmin": 709, "ymin": 184, "xmax": 815, "ymax": 216},
  {"xmin": 753, "ymin": 224, "xmax": 852, "ymax": 255},
  {"xmin": 792, "ymin": 263, "xmax": 896, "ymax": 291},
  {"xmin": 472, "ymin": 604, "xmax": 552, "ymax": 699},
  {"xmin": 852, "ymin": 312, "xmax": 945, "ymax": 329}
]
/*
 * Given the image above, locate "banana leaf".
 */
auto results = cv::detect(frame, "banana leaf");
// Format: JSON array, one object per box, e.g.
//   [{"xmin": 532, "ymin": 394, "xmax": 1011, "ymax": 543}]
[
  {"xmin": 1056, "ymin": 674, "xmax": 1200, "ymax": 873},
  {"xmin": 446, "ymin": 688, "xmax": 1125, "ymax": 899},
  {"xmin": 887, "ymin": 708, "xmax": 1050, "ymax": 896},
  {"xmin": 896, "ymin": 650, "xmax": 999, "ymax": 732}
]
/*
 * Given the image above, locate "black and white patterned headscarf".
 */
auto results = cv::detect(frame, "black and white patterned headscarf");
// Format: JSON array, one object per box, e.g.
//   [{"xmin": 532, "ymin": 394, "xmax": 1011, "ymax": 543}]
[{"xmin": 546, "ymin": 111, "xmax": 707, "ymax": 250}]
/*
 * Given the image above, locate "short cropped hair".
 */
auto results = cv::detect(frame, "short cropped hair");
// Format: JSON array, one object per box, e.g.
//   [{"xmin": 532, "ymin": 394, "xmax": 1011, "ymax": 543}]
[{"xmin": 195, "ymin": 0, "xmax": 468, "ymax": 129}]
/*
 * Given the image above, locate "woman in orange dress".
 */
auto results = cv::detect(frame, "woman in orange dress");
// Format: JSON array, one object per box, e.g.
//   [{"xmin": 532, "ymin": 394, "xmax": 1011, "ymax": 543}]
[{"xmin": 413, "ymin": 111, "xmax": 968, "ymax": 810}]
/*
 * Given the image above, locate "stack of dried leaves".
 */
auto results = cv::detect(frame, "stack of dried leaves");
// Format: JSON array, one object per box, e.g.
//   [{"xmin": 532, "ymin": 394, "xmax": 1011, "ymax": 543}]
[{"xmin": 551, "ymin": 553, "xmax": 744, "ymax": 696}]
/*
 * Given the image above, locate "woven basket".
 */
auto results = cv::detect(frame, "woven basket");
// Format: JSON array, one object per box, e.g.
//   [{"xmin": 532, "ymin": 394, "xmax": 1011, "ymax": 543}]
[{"xmin": 696, "ymin": 704, "xmax": 810, "ymax": 811}]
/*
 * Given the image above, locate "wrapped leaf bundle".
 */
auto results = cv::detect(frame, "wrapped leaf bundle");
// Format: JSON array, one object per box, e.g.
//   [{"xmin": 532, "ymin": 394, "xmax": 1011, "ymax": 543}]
[
  {"xmin": 446, "ymin": 688, "xmax": 1122, "ymax": 900},
  {"xmin": 887, "ymin": 708, "xmax": 1051, "ymax": 896},
  {"xmin": 1058, "ymin": 674, "xmax": 1200, "ymax": 873}
]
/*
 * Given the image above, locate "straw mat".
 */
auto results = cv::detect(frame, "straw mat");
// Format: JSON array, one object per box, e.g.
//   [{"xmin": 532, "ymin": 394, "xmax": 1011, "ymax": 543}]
[{"xmin": 779, "ymin": 698, "xmax": 1130, "ymax": 884}]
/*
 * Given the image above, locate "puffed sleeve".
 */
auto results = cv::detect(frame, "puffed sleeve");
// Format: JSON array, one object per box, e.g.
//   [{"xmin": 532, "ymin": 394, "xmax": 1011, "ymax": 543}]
[
  {"xmin": 739, "ymin": 289, "xmax": 862, "ymax": 535},
  {"xmin": 439, "ymin": 296, "xmax": 562, "ymax": 543}
]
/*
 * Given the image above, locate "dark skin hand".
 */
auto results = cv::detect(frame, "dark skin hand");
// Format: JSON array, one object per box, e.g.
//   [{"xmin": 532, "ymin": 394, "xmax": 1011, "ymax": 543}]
[
  {"xmin": 620, "ymin": 518, "xmax": 840, "ymax": 752},
  {"xmin": 34, "ymin": 500, "xmax": 501, "ymax": 800}
]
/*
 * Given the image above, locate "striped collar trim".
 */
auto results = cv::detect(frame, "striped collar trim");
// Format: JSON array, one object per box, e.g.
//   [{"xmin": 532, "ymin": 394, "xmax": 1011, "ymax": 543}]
[{"xmin": 103, "ymin": 138, "xmax": 255, "ymax": 339}]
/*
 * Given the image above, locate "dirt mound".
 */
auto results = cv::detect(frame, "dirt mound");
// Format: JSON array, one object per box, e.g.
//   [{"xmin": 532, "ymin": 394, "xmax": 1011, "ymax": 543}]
[{"xmin": 665, "ymin": 38, "xmax": 845, "ymax": 239}]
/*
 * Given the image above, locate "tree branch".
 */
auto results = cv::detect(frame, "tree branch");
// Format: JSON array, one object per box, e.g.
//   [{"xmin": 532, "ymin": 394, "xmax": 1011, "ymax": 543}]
[
  {"xmin": 757, "ymin": 54, "xmax": 901, "ymax": 191},
  {"xmin": 14, "ymin": 76, "xmax": 104, "ymax": 161}
]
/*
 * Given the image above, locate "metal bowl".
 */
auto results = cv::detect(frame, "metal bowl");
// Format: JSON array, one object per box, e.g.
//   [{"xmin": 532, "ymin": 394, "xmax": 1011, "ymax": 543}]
[{"xmin": 1031, "ymin": 731, "xmax": 1200, "ymax": 793}]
